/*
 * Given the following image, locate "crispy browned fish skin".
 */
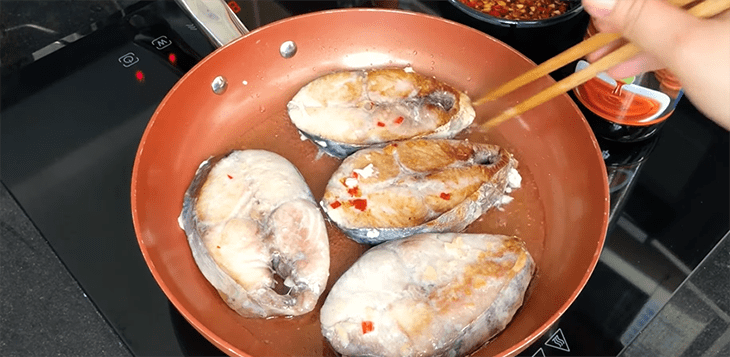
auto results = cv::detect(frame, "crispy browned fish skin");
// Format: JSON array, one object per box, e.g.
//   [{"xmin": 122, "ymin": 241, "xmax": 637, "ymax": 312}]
[
  {"xmin": 321, "ymin": 139, "xmax": 519, "ymax": 244},
  {"xmin": 320, "ymin": 232, "xmax": 535, "ymax": 357}
]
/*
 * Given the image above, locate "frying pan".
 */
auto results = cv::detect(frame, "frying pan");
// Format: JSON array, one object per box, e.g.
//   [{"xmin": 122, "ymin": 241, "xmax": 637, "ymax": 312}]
[{"xmin": 131, "ymin": 1, "xmax": 609, "ymax": 356}]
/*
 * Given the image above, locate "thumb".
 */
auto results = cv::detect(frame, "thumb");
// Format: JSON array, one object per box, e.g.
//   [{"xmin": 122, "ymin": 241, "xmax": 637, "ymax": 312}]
[{"xmin": 581, "ymin": 0, "xmax": 699, "ymax": 65}]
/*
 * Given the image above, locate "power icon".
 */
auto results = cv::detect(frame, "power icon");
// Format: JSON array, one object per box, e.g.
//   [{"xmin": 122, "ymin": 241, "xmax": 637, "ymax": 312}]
[{"xmin": 118, "ymin": 52, "xmax": 139, "ymax": 67}]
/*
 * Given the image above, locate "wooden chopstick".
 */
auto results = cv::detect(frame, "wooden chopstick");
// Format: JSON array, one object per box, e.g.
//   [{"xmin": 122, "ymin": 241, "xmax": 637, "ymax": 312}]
[
  {"xmin": 481, "ymin": 0, "xmax": 730, "ymax": 130},
  {"xmin": 690, "ymin": 0, "xmax": 730, "ymax": 16},
  {"xmin": 472, "ymin": 32, "xmax": 620, "ymax": 105},
  {"xmin": 473, "ymin": 0, "xmax": 697, "ymax": 106}
]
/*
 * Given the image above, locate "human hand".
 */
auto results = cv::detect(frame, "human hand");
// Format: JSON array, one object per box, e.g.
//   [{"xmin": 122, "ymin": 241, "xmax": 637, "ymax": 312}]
[{"xmin": 581, "ymin": 0, "xmax": 730, "ymax": 129}]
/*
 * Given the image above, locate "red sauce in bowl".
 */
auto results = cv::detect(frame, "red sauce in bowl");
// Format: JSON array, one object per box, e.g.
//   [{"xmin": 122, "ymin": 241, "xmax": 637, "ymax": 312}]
[
  {"xmin": 458, "ymin": 0, "xmax": 570, "ymax": 20},
  {"xmin": 575, "ymin": 78, "xmax": 665, "ymax": 126}
]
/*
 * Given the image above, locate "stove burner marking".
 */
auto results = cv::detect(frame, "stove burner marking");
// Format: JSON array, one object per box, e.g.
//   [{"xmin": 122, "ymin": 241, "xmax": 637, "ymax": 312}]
[
  {"xmin": 118, "ymin": 52, "xmax": 139, "ymax": 67},
  {"xmin": 531, "ymin": 348, "xmax": 546, "ymax": 357},
  {"xmin": 544, "ymin": 328, "xmax": 570, "ymax": 352},
  {"xmin": 152, "ymin": 36, "xmax": 172, "ymax": 50}
]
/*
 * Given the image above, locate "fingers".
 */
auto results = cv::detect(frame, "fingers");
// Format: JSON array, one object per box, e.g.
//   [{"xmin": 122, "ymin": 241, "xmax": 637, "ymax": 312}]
[
  {"xmin": 584, "ymin": 18, "xmax": 665, "ymax": 79},
  {"xmin": 584, "ymin": 35, "xmax": 624, "ymax": 63},
  {"xmin": 582, "ymin": 0, "xmax": 730, "ymax": 125},
  {"xmin": 582, "ymin": 0, "xmax": 701, "ymax": 67},
  {"xmin": 604, "ymin": 54, "xmax": 664, "ymax": 79}
]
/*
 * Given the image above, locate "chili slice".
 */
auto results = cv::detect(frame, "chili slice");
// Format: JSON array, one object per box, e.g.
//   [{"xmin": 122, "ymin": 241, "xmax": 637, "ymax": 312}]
[
  {"xmin": 347, "ymin": 187, "xmax": 361, "ymax": 197},
  {"xmin": 350, "ymin": 199, "xmax": 367, "ymax": 211},
  {"xmin": 361, "ymin": 321, "xmax": 374, "ymax": 334}
]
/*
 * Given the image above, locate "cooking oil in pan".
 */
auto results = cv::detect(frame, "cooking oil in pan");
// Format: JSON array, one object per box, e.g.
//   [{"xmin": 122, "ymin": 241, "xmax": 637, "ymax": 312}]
[
  {"xmin": 221, "ymin": 107, "xmax": 547, "ymax": 356},
  {"xmin": 458, "ymin": 122, "xmax": 547, "ymax": 267}
]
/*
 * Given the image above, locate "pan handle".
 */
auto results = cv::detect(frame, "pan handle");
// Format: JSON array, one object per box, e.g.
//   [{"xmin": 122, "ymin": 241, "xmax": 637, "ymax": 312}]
[{"xmin": 174, "ymin": 0, "xmax": 249, "ymax": 48}]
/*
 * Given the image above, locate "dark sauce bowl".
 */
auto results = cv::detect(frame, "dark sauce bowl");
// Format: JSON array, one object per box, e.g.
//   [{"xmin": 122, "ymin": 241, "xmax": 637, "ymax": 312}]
[
  {"xmin": 447, "ymin": 0, "xmax": 584, "ymax": 28},
  {"xmin": 439, "ymin": 0, "xmax": 589, "ymax": 64}
]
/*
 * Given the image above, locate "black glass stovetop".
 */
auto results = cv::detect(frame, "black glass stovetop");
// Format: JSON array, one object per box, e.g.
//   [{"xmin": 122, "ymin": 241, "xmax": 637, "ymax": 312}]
[{"xmin": 2, "ymin": 1, "xmax": 728, "ymax": 356}]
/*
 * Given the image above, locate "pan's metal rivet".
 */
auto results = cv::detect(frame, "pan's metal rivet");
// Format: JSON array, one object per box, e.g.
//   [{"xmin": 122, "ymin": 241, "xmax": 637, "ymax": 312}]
[
  {"xmin": 211, "ymin": 76, "xmax": 227, "ymax": 95},
  {"xmin": 279, "ymin": 41, "xmax": 297, "ymax": 59}
]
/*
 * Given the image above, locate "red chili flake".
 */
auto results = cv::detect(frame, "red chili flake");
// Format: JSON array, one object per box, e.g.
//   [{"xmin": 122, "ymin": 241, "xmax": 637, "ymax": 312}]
[
  {"xmin": 330, "ymin": 201, "xmax": 342, "ymax": 209},
  {"xmin": 361, "ymin": 320, "xmax": 374, "ymax": 334},
  {"xmin": 216, "ymin": 245, "xmax": 221, "ymax": 249},
  {"xmin": 394, "ymin": 116, "xmax": 404, "ymax": 124},
  {"xmin": 440, "ymin": 192, "xmax": 451, "ymax": 200},
  {"xmin": 351, "ymin": 171, "xmax": 359, "ymax": 179},
  {"xmin": 350, "ymin": 199, "xmax": 367, "ymax": 211},
  {"xmin": 458, "ymin": 0, "xmax": 569, "ymax": 21},
  {"xmin": 347, "ymin": 187, "xmax": 361, "ymax": 197},
  {"xmin": 376, "ymin": 121, "xmax": 385, "ymax": 127},
  {"xmin": 227, "ymin": 174, "xmax": 233, "ymax": 179}
]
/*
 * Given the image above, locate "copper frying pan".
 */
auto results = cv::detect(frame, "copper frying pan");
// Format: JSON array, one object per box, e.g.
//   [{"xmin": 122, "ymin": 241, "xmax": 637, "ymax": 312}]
[{"xmin": 131, "ymin": 1, "xmax": 609, "ymax": 356}]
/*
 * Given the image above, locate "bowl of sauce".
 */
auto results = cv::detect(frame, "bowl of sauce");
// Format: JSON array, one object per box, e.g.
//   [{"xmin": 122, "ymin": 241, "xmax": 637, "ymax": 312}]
[
  {"xmin": 570, "ymin": 19, "xmax": 684, "ymax": 143},
  {"xmin": 439, "ymin": 0, "xmax": 588, "ymax": 64},
  {"xmin": 448, "ymin": 0, "xmax": 583, "ymax": 28},
  {"xmin": 572, "ymin": 63, "xmax": 682, "ymax": 142}
]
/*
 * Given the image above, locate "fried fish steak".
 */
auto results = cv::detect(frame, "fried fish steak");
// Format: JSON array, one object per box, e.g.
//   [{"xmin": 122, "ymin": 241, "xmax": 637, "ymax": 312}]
[
  {"xmin": 321, "ymin": 139, "xmax": 521, "ymax": 244},
  {"xmin": 180, "ymin": 150, "xmax": 330, "ymax": 318},
  {"xmin": 320, "ymin": 232, "xmax": 535, "ymax": 357},
  {"xmin": 287, "ymin": 68, "xmax": 475, "ymax": 158}
]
